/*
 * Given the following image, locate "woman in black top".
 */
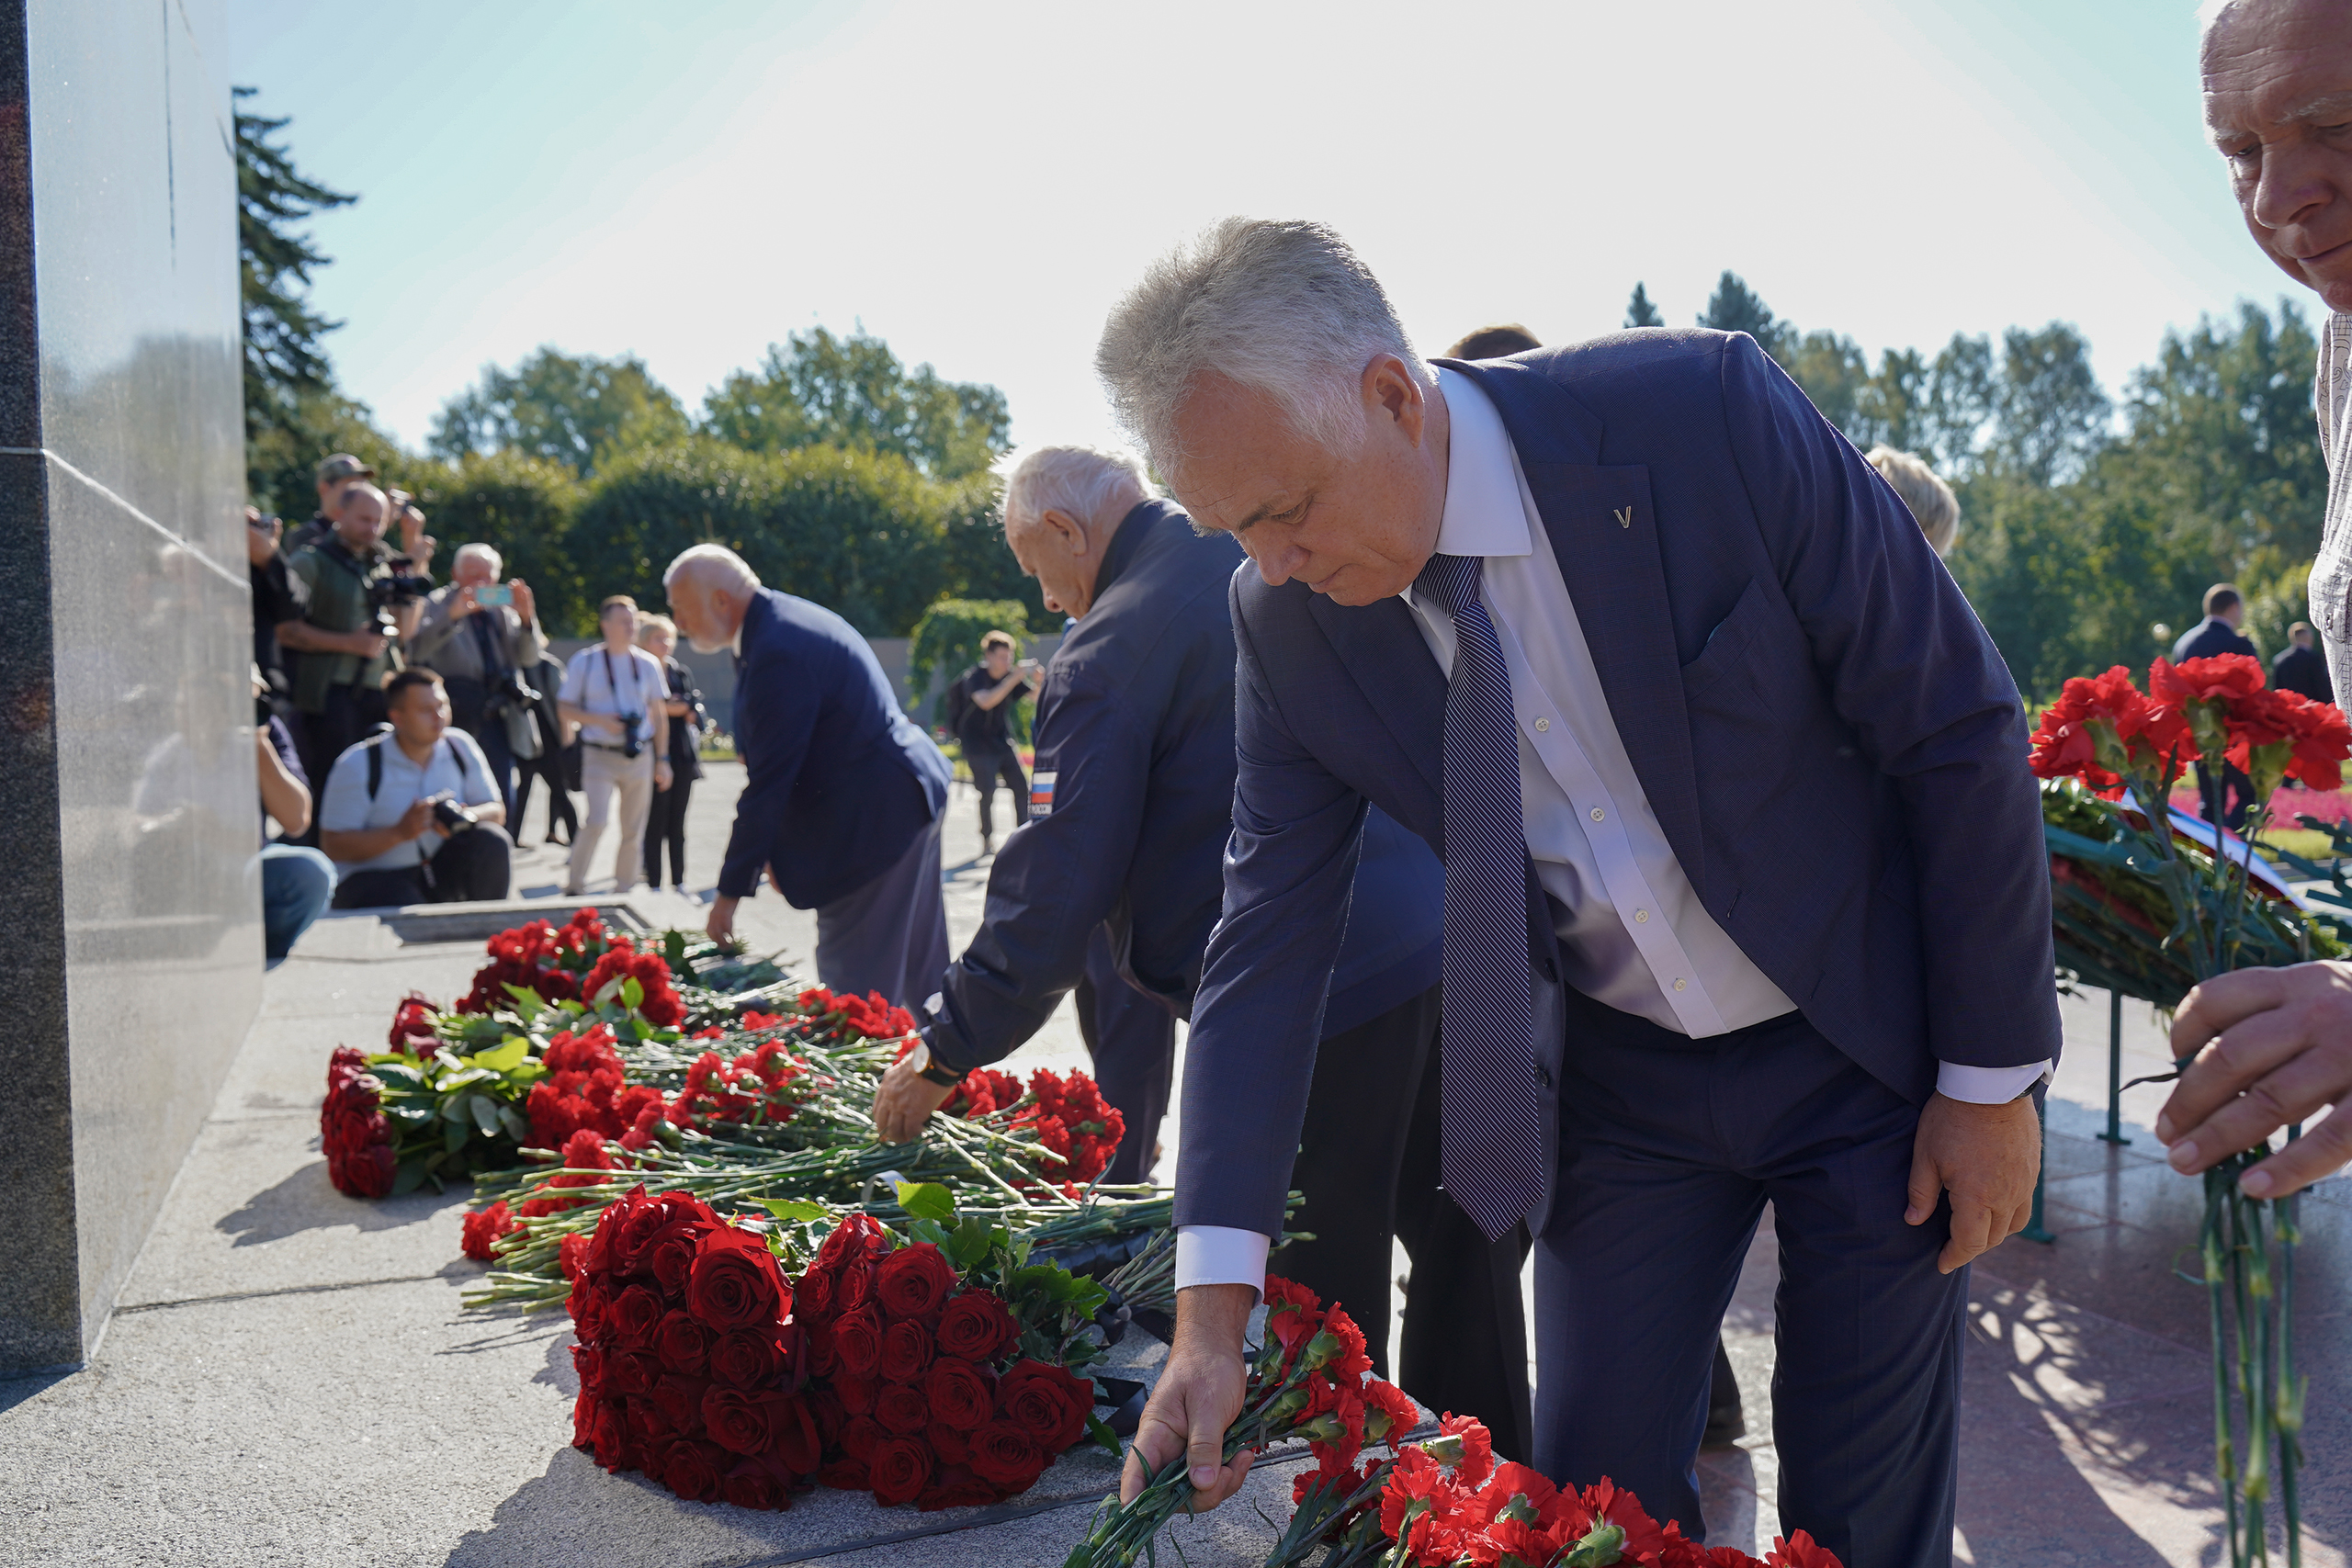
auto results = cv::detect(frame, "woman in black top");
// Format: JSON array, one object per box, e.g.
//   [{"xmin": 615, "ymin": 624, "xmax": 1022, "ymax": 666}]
[{"xmin": 637, "ymin": 615, "xmax": 707, "ymax": 889}]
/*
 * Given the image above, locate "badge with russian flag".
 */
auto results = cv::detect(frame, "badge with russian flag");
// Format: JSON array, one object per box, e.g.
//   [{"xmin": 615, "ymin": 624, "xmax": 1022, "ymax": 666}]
[{"xmin": 1029, "ymin": 771, "xmax": 1057, "ymax": 817}]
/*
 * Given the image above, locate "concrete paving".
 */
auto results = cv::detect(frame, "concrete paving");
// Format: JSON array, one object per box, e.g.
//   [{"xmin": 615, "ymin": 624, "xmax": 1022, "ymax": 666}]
[{"xmin": 0, "ymin": 763, "xmax": 2345, "ymax": 1563}]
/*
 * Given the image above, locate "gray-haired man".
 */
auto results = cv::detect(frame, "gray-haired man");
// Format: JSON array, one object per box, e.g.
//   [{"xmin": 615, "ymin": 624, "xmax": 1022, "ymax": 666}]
[
  {"xmin": 411, "ymin": 542, "xmax": 545, "ymax": 821},
  {"xmin": 2157, "ymin": 0, "xmax": 2352, "ymax": 1216}
]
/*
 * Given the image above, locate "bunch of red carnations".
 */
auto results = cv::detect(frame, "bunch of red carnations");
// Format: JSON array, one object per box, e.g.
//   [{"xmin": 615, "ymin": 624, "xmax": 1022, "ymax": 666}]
[
  {"xmin": 525, "ymin": 1021, "xmax": 670, "ymax": 1153},
  {"xmin": 1363, "ymin": 1416, "xmax": 1837, "ymax": 1568},
  {"xmin": 2029, "ymin": 653, "xmax": 2349, "ymax": 800},
  {"xmin": 891, "ymin": 1047, "xmax": 1127, "ymax": 1191},
  {"xmin": 458, "ymin": 907, "xmax": 613, "ymax": 1013},
  {"xmin": 795, "ymin": 1213, "xmax": 1102, "ymax": 1511},
  {"xmin": 462, "ymin": 1127, "xmax": 638, "ymax": 1259},
  {"xmin": 568, "ymin": 1185, "xmax": 820, "ymax": 1509},
  {"xmin": 322, "ymin": 1046, "xmax": 396, "ymax": 1198}
]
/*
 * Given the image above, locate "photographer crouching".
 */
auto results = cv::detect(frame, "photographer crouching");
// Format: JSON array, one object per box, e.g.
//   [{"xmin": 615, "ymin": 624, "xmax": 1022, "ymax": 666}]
[
  {"xmin": 280, "ymin": 480, "xmax": 435, "ymax": 800},
  {"xmin": 409, "ymin": 542, "xmax": 545, "ymax": 822},
  {"xmin": 318, "ymin": 669, "xmax": 513, "ymax": 908}
]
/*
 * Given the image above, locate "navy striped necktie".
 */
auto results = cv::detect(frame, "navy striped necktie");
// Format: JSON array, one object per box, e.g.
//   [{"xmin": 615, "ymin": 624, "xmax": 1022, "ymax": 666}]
[{"xmin": 1415, "ymin": 553, "xmax": 1545, "ymax": 1240}]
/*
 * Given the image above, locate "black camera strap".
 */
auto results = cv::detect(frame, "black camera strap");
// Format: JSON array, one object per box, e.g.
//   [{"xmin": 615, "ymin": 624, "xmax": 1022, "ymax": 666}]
[
  {"xmin": 600, "ymin": 648, "xmax": 646, "ymax": 743},
  {"xmin": 365, "ymin": 732, "xmax": 473, "ymax": 802}
]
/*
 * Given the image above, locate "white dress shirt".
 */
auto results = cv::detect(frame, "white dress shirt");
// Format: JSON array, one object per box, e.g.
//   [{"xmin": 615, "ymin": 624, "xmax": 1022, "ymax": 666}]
[{"xmin": 1174, "ymin": 368, "xmax": 2046, "ymax": 1296}]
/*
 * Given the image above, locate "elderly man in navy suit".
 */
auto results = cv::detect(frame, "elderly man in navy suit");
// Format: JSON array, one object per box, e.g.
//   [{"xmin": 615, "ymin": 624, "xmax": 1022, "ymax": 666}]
[
  {"xmin": 1102, "ymin": 220, "xmax": 2057, "ymax": 1566},
  {"xmin": 664, "ymin": 545, "xmax": 951, "ymax": 1007}
]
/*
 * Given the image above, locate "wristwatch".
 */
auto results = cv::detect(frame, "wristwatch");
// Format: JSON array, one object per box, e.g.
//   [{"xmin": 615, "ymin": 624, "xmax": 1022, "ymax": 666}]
[{"xmin": 906, "ymin": 1038, "xmax": 965, "ymax": 1088}]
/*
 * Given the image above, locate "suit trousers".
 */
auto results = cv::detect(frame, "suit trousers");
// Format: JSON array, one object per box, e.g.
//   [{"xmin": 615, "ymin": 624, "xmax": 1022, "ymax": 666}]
[
  {"xmin": 568, "ymin": 745, "xmax": 654, "ymax": 896},
  {"xmin": 644, "ymin": 769, "xmax": 695, "ymax": 888},
  {"xmin": 1278, "ymin": 985, "xmax": 1536, "ymax": 1464},
  {"xmin": 1533, "ymin": 986, "xmax": 1964, "ymax": 1566},
  {"xmin": 1075, "ymin": 922, "xmax": 1176, "ymax": 1186},
  {"xmin": 813, "ymin": 814, "xmax": 948, "ymax": 1010}
]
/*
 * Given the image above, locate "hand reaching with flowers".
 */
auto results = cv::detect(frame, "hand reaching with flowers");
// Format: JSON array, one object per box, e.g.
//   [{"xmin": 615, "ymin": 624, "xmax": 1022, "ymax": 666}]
[
  {"xmin": 872, "ymin": 1055, "xmax": 959, "ymax": 1144},
  {"xmin": 1118, "ymin": 1282, "xmax": 1257, "ymax": 1509},
  {"xmin": 2163, "ymin": 960, "xmax": 2352, "ymax": 1198}
]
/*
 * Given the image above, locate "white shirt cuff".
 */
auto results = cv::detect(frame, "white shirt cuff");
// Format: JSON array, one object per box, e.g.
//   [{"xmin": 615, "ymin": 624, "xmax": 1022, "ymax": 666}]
[
  {"xmin": 1936, "ymin": 1059, "xmax": 2051, "ymax": 1104},
  {"xmin": 1174, "ymin": 1225, "xmax": 1270, "ymax": 1295}
]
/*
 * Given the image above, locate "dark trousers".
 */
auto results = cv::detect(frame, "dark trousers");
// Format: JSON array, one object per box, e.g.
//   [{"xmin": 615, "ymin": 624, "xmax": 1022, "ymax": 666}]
[
  {"xmin": 2199, "ymin": 759, "xmax": 2257, "ymax": 832},
  {"xmin": 967, "ymin": 746, "xmax": 1028, "ymax": 840},
  {"xmin": 812, "ymin": 815, "xmax": 948, "ymax": 1009},
  {"xmin": 332, "ymin": 824, "xmax": 514, "ymax": 908},
  {"xmin": 292, "ymin": 682, "xmax": 377, "ymax": 844},
  {"xmin": 644, "ymin": 770, "xmax": 695, "ymax": 887},
  {"xmin": 1074, "ymin": 923, "xmax": 1176, "ymax": 1186},
  {"xmin": 514, "ymin": 758, "xmax": 578, "ymax": 844},
  {"xmin": 1278, "ymin": 984, "xmax": 1536, "ymax": 1464},
  {"xmin": 1534, "ymin": 986, "xmax": 1964, "ymax": 1565},
  {"xmin": 458, "ymin": 718, "xmax": 518, "ymax": 826}
]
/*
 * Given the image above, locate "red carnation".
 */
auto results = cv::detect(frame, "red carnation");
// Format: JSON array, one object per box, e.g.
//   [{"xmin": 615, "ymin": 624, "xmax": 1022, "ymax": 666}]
[
  {"xmin": 923, "ymin": 1356, "xmax": 995, "ymax": 1431},
  {"xmin": 867, "ymin": 1436, "xmax": 933, "ymax": 1507},
  {"xmin": 993, "ymin": 1359, "xmax": 1092, "ymax": 1453},
  {"xmin": 935, "ymin": 1289, "xmax": 1020, "ymax": 1363},
  {"xmin": 967, "ymin": 1420, "xmax": 1048, "ymax": 1493},
  {"xmin": 876, "ymin": 1242, "xmax": 957, "ymax": 1322}
]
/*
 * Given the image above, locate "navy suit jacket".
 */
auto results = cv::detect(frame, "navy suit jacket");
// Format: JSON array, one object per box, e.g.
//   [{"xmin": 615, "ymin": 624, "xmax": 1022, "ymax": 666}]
[
  {"xmin": 2173, "ymin": 616, "xmax": 2258, "ymax": 665},
  {"xmin": 720, "ymin": 588, "xmax": 950, "ymax": 908},
  {"xmin": 1176, "ymin": 330, "xmax": 2063, "ymax": 1238}
]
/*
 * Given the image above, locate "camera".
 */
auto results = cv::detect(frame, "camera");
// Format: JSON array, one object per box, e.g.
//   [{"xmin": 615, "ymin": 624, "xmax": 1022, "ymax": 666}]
[
  {"xmin": 618, "ymin": 712, "xmax": 646, "ymax": 760},
  {"xmin": 431, "ymin": 795, "xmax": 479, "ymax": 833},
  {"xmin": 368, "ymin": 552, "xmax": 435, "ymax": 609},
  {"xmin": 485, "ymin": 667, "xmax": 541, "ymax": 712}
]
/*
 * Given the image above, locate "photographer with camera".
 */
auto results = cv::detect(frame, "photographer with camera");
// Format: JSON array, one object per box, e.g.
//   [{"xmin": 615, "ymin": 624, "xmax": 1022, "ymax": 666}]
[
  {"xmin": 557, "ymin": 595, "xmax": 672, "ymax": 897},
  {"xmin": 318, "ymin": 669, "xmax": 512, "ymax": 908},
  {"xmin": 280, "ymin": 481, "xmax": 435, "ymax": 801},
  {"xmin": 409, "ymin": 543, "xmax": 545, "ymax": 822}
]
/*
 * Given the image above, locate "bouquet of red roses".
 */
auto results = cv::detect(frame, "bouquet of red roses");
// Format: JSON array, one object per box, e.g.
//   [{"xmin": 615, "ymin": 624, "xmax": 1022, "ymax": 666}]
[{"xmin": 792, "ymin": 1205, "xmax": 1115, "ymax": 1509}]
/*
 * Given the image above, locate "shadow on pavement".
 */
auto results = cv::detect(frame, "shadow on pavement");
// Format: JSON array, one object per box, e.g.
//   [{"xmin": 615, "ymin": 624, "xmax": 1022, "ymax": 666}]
[{"xmin": 216, "ymin": 1160, "xmax": 471, "ymax": 1247}]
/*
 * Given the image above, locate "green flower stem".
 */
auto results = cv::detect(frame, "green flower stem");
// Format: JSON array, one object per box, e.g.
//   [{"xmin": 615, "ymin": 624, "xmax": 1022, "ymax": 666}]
[{"xmin": 2206, "ymin": 1170, "xmax": 2243, "ymax": 1566}]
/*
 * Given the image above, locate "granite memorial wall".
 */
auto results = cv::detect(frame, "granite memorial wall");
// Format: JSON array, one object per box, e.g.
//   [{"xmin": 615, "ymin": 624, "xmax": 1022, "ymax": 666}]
[{"xmin": 0, "ymin": 0, "xmax": 257, "ymax": 1371}]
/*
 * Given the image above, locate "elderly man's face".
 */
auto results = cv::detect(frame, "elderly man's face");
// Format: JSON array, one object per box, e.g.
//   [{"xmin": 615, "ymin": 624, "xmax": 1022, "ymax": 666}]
[
  {"xmin": 2205, "ymin": 0, "xmax": 2352, "ymax": 312},
  {"xmin": 1167, "ymin": 363, "xmax": 1444, "ymax": 607},
  {"xmin": 1007, "ymin": 513, "xmax": 1099, "ymax": 619},
  {"xmin": 454, "ymin": 553, "xmax": 497, "ymax": 589}
]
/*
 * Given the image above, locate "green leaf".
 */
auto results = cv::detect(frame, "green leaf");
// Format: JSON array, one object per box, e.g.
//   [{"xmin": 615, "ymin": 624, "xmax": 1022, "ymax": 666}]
[
  {"xmin": 895, "ymin": 1181, "xmax": 956, "ymax": 1223},
  {"xmin": 463, "ymin": 1036, "xmax": 531, "ymax": 1073},
  {"xmin": 368, "ymin": 1059, "xmax": 427, "ymax": 1089},
  {"xmin": 756, "ymin": 1198, "xmax": 830, "ymax": 1223},
  {"xmin": 1085, "ymin": 1413, "xmax": 1123, "ymax": 1458},
  {"xmin": 469, "ymin": 1093, "xmax": 503, "ymax": 1138},
  {"xmin": 390, "ymin": 1160, "xmax": 426, "ymax": 1196},
  {"xmin": 663, "ymin": 929, "xmax": 689, "ymax": 972},
  {"xmin": 498, "ymin": 1105, "xmax": 531, "ymax": 1144},
  {"xmin": 945, "ymin": 1215, "xmax": 996, "ymax": 1271},
  {"xmin": 910, "ymin": 1218, "xmax": 950, "ymax": 1250},
  {"xmin": 501, "ymin": 982, "xmax": 548, "ymax": 1021},
  {"xmin": 443, "ymin": 1116, "xmax": 470, "ymax": 1154},
  {"xmin": 621, "ymin": 976, "xmax": 645, "ymax": 1010}
]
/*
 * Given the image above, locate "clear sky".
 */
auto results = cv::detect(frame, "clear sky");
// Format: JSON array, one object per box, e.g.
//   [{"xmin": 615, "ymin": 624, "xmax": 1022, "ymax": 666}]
[{"xmin": 227, "ymin": 0, "xmax": 2303, "ymax": 457}]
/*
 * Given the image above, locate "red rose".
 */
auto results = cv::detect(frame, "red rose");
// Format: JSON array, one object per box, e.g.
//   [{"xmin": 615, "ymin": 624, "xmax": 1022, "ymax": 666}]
[
  {"xmin": 660, "ymin": 1438, "xmax": 728, "ymax": 1503},
  {"xmin": 722, "ymin": 1461, "xmax": 790, "ymax": 1511},
  {"xmin": 935, "ymin": 1290, "xmax": 1019, "ymax": 1363},
  {"xmin": 995, "ymin": 1359, "xmax": 1092, "ymax": 1452},
  {"xmin": 708, "ymin": 1328, "xmax": 782, "ymax": 1388},
  {"xmin": 701, "ymin": 1385, "xmax": 788, "ymax": 1456},
  {"xmin": 654, "ymin": 1310, "xmax": 712, "ymax": 1376},
  {"xmin": 816, "ymin": 1456, "xmax": 870, "ymax": 1492},
  {"xmin": 794, "ymin": 1267, "xmax": 835, "ymax": 1321},
  {"xmin": 831, "ymin": 1308, "xmax": 883, "ymax": 1379},
  {"xmin": 967, "ymin": 1419, "xmax": 1047, "ymax": 1493},
  {"xmin": 609, "ymin": 1284, "xmax": 665, "ymax": 1348},
  {"xmin": 335, "ymin": 1141, "xmax": 397, "ymax": 1199},
  {"xmin": 808, "ymin": 1389, "xmax": 846, "ymax": 1448},
  {"xmin": 878, "ymin": 1319, "xmax": 934, "ymax": 1383},
  {"xmin": 559, "ymin": 1233, "xmax": 591, "ymax": 1282},
  {"xmin": 650, "ymin": 1373, "xmax": 711, "ymax": 1435},
  {"xmin": 800, "ymin": 1315, "xmax": 836, "ymax": 1378},
  {"xmin": 569, "ymin": 1281, "xmax": 608, "ymax": 1342},
  {"xmin": 572, "ymin": 1340, "xmax": 605, "ymax": 1397},
  {"xmin": 770, "ymin": 1392, "xmax": 821, "ymax": 1475},
  {"xmin": 874, "ymin": 1382, "xmax": 929, "ymax": 1436},
  {"xmin": 649, "ymin": 1221, "xmax": 710, "ymax": 1296},
  {"xmin": 686, "ymin": 1230, "xmax": 786, "ymax": 1330},
  {"xmin": 926, "ymin": 1421, "xmax": 969, "ymax": 1466},
  {"xmin": 923, "ymin": 1357, "xmax": 995, "ymax": 1431},
  {"xmin": 590, "ymin": 1399, "xmax": 636, "ymax": 1472},
  {"xmin": 839, "ymin": 1415, "xmax": 882, "ymax": 1461},
  {"xmin": 626, "ymin": 1396, "xmax": 673, "ymax": 1450},
  {"xmin": 836, "ymin": 1261, "xmax": 876, "ymax": 1314},
  {"xmin": 918, "ymin": 1462, "xmax": 1004, "ymax": 1512},
  {"xmin": 876, "ymin": 1242, "xmax": 957, "ymax": 1321},
  {"xmin": 606, "ymin": 1351, "xmax": 662, "ymax": 1399},
  {"xmin": 867, "ymin": 1436, "xmax": 933, "ymax": 1507},
  {"xmin": 832, "ymin": 1372, "xmax": 877, "ymax": 1416}
]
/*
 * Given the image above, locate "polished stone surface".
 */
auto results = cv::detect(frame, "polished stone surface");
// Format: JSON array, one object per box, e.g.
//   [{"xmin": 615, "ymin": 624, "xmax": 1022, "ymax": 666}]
[{"xmin": 0, "ymin": 0, "xmax": 254, "ymax": 1371}]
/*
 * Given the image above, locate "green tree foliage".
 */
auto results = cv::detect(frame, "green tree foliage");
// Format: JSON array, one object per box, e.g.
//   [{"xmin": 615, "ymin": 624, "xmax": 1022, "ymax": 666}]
[
  {"xmin": 1989, "ymin": 323, "xmax": 2111, "ymax": 486},
  {"xmin": 908, "ymin": 598, "xmax": 1035, "ymax": 729},
  {"xmin": 1698, "ymin": 271, "xmax": 1792, "ymax": 359},
  {"xmin": 1623, "ymin": 283, "xmax": 1663, "ymax": 329},
  {"xmin": 235, "ymin": 86, "xmax": 369, "ymax": 512},
  {"xmin": 700, "ymin": 326, "xmax": 1011, "ymax": 479},
  {"xmin": 404, "ymin": 451, "xmax": 588, "ymax": 629},
  {"xmin": 430, "ymin": 348, "xmax": 688, "ymax": 478}
]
